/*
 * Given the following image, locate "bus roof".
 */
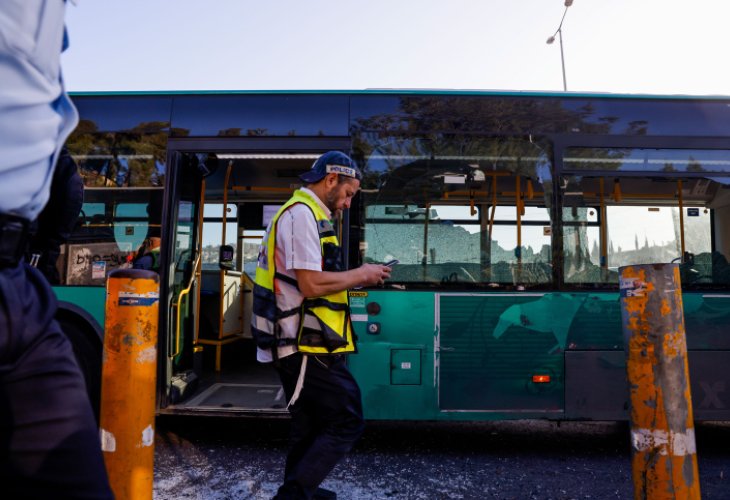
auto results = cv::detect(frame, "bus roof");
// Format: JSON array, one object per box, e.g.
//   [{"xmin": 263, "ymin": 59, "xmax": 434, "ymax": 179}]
[{"xmin": 68, "ymin": 89, "xmax": 730, "ymax": 102}]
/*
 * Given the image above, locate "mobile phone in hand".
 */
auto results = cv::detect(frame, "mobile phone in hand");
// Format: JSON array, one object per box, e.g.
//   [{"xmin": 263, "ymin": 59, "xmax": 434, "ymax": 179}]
[{"xmin": 384, "ymin": 259, "xmax": 399, "ymax": 267}]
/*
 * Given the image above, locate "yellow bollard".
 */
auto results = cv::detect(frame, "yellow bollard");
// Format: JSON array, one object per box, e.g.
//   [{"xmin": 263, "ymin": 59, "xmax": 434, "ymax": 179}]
[
  {"xmin": 619, "ymin": 263, "xmax": 700, "ymax": 499},
  {"xmin": 99, "ymin": 269, "xmax": 160, "ymax": 500}
]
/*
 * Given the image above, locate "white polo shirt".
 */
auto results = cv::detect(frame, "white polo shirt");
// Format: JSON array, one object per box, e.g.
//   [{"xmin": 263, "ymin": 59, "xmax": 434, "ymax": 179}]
[{"xmin": 256, "ymin": 187, "xmax": 331, "ymax": 363}]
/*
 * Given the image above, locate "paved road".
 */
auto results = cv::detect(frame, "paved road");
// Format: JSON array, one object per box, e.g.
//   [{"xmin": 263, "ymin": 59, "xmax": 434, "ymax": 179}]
[{"xmin": 154, "ymin": 418, "xmax": 729, "ymax": 499}]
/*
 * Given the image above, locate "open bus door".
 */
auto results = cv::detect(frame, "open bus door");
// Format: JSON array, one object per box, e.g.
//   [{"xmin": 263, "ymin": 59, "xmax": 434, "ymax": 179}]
[{"xmin": 160, "ymin": 152, "xmax": 212, "ymax": 407}]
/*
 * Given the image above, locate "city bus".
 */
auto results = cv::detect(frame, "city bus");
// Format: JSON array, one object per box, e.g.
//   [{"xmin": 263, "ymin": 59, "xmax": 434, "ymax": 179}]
[{"xmin": 57, "ymin": 90, "xmax": 730, "ymax": 420}]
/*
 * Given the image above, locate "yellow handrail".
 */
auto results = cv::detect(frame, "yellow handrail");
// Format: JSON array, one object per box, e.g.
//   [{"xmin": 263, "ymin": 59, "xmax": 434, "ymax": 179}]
[{"xmin": 171, "ymin": 254, "xmax": 201, "ymax": 359}]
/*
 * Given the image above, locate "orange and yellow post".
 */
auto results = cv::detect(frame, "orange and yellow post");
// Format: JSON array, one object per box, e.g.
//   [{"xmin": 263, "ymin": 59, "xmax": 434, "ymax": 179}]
[
  {"xmin": 619, "ymin": 263, "xmax": 700, "ymax": 499},
  {"xmin": 99, "ymin": 268, "xmax": 160, "ymax": 500}
]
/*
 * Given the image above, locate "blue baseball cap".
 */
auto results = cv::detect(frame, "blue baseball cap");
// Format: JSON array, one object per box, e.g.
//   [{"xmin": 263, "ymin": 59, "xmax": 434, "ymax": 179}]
[{"xmin": 299, "ymin": 151, "xmax": 362, "ymax": 184}]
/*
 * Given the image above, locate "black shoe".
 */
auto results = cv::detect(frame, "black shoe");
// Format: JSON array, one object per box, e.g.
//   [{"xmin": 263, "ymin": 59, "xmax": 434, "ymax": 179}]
[
  {"xmin": 273, "ymin": 481, "xmax": 306, "ymax": 500},
  {"xmin": 313, "ymin": 487, "xmax": 337, "ymax": 500}
]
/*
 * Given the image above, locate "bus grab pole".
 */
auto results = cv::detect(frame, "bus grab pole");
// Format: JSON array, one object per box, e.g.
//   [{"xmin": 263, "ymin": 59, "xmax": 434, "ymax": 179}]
[
  {"xmin": 618, "ymin": 263, "xmax": 700, "ymax": 499},
  {"xmin": 99, "ymin": 268, "xmax": 160, "ymax": 500}
]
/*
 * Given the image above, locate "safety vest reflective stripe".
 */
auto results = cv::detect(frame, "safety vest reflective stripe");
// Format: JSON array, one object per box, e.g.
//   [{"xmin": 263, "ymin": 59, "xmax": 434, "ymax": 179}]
[{"xmin": 274, "ymin": 271, "xmax": 299, "ymax": 290}]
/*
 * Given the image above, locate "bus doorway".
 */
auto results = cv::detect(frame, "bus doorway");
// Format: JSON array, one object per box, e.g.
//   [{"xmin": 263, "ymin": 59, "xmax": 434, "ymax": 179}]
[{"xmin": 160, "ymin": 146, "xmax": 346, "ymax": 415}]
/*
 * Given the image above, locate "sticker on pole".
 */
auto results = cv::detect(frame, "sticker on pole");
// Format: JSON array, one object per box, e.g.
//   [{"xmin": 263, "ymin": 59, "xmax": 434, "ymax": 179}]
[
  {"xmin": 620, "ymin": 277, "xmax": 648, "ymax": 298},
  {"xmin": 118, "ymin": 291, "xmax": 159, "ymax": 306}
]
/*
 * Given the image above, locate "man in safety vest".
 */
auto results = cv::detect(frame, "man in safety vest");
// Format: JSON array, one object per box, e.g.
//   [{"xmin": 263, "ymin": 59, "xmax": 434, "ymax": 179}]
[{"xmin": 252, "ymin": 151, "xmax": 390, "ymax": 499}]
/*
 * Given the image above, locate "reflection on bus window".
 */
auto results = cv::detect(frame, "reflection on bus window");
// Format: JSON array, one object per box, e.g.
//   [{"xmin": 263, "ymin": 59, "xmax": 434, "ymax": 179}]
[
  {"xmin": 68, "ymin": 129, "xmax": 167, "ymax": 188},
  {"xmin": 564, "ymin": 147, "xmax": 730, "ymax": 174}
]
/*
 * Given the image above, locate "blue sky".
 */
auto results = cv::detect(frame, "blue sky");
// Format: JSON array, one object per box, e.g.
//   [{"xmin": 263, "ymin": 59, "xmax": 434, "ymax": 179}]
[{"xmin": 62, "ymin": 0, "xmax": 730, "ymax": 95}]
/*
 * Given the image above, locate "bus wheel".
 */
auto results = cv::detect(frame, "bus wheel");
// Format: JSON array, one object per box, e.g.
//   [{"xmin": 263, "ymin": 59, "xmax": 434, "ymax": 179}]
[{"xmin": 57, "ymin": 317, "xmax": 103, "ymax": 424}]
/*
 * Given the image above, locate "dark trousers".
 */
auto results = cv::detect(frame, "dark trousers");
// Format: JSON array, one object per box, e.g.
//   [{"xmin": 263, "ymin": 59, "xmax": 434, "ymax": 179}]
[
  {"xmin": 0, "ymin": 263, "xmax": 112, "ymax": 499},
  {"xmin": 274, "ymin": 352, "xmax": 365, "ymax": 499}
]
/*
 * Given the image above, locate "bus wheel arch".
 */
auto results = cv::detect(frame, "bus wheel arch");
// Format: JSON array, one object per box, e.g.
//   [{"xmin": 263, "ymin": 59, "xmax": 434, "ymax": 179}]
[{"xmin": 55, "ymin": 302, "xmax": 104, "ymax": 424}]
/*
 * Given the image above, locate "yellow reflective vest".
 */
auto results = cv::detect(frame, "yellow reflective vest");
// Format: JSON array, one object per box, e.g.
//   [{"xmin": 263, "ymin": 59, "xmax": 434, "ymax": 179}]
[{"xmin": 252, "ymin": 189, "xmax": 355, "ymax": 355}]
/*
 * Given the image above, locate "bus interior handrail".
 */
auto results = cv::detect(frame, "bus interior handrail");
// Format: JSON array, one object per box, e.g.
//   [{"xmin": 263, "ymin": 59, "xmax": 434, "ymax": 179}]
[{"xmin": 171, "ymin": 253, "xmax": 201, "ymax": 359}]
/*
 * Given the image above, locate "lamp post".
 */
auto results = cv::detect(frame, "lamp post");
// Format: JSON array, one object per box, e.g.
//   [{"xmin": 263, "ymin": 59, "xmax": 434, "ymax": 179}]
[{"xmin": 546, "ymin": 0, "xmax": 573, "ymax": 91}]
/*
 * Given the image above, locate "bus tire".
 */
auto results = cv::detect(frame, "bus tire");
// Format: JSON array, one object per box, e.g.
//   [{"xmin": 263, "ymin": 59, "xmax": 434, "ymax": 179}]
[{"xmin": 56, "ymin": 314, "xmax": 103, "ymax": 424}]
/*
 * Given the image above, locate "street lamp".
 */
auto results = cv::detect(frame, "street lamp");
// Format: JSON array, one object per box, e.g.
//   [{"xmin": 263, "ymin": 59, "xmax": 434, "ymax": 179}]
[{"xmin": 546, "ymin": 0, "xmax": 573, "ymax": 91}]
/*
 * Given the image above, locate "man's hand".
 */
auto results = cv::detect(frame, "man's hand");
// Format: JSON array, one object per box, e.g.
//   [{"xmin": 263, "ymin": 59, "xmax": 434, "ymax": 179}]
[
  {"xmin": 296, "ymin": 263, "xmax": 392, "ymax": 297},
  {"xmin": 357, "ymin": 263, "xmax": 392, "ymax": 287}
]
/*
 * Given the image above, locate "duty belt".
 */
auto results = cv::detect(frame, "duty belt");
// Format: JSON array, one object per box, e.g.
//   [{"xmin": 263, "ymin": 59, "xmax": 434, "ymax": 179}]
[{"xmin": 0, "ymin": 213, "xmax": 30, "ymax": 269}]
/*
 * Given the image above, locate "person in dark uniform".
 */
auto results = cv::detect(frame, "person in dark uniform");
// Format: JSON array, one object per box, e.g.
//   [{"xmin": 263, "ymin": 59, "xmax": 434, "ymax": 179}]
[
  {"xmin": 27, "ymin": 147, "xmax": 84, "ymax": 284},
  {"xmin": 0, "ymin": 2, "xmax": 113, "ymax": 498}
]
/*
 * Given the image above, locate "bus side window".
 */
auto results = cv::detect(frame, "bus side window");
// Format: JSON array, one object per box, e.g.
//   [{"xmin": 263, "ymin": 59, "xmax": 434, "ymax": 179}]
[
  {"xmin": 560, "ymin": 174, "xmax": 723, "ymax": 287},
  {"xmin": 201, "ymin": 203, "xmax": 238, "ymax": 271},
  {"xmin": 241, "ymin": 230, "xmax": 265, "ymax": 278}
]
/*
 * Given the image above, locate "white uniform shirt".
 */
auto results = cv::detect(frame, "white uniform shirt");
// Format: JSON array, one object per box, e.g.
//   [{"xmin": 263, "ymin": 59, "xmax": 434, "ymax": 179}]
[
  {"xmin": 256, "ymin": 187, "xmax": 332, "ymax": 363},
  {"xmin": 0, "ymin": 0, "xmax": 79, "ymax": 220}
]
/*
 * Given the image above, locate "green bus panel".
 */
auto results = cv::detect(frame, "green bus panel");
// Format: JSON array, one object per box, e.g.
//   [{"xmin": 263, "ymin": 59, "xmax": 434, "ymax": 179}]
[
  {"xmin": 53, "ymin": 286, "xmax": 106, "ymax": 328},
  {"xmin": 564, "ymin": 292, "xmax": 730, "ymax": 350},
  {"xmin": 349, "ymin": 291, "xmax": 436, "ymax": 420},
  {"xmin": 563, "ymin": 293, "xmax": 623, "ymax": 349},
  {"xmin": 438, "ymin": 294, "xmax": 563, "ymax": 412},
  {"xmin": 391, "ymin": 349, "xmax": 422, "ymax": 385},
  {"xmin": 350, "ymin": 290, "xmax": 730, "ymax": 421},
  {"xmin": 683, "ymin": 294, "xmax": 730, "ymax": 350}
]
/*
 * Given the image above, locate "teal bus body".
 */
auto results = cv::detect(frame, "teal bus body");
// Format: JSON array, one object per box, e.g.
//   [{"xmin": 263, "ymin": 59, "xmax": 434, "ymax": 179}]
[
  {"xmin": 53, "ymin": 90, "xmax": 730, "ymax": 420},
  {"xmin": 351, "ymin": 291, "xmax": 730, "ymax": 420},
  {"xmin": 54, "ymin": 286, "xmax": 106, "ymax": 328}
]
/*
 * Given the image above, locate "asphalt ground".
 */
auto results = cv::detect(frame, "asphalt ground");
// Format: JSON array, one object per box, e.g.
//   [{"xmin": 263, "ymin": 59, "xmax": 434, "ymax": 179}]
[{"xmin": 153, "ymin": 417, "xmax": 730, "ymax": 499}]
